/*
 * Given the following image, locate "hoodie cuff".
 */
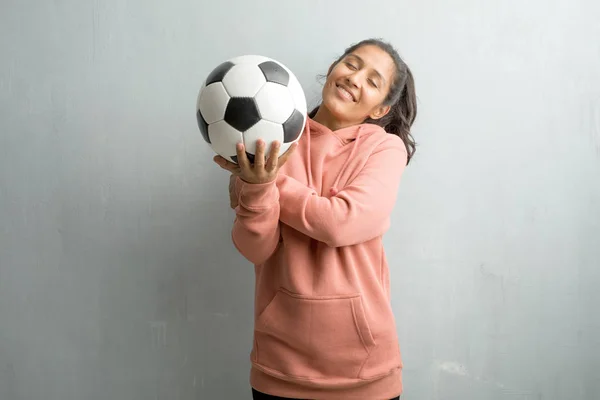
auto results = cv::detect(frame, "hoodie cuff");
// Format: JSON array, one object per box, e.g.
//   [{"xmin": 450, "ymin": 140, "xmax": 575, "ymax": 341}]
[{"xmin": 237, "ymin": 177, "xmax": 279, "ymax": 211}]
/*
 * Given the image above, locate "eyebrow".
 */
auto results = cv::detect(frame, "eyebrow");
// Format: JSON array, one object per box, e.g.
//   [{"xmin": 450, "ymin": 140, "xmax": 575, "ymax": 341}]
[{"xmin": 347, "ymin": 53, "xmax": 387, "ymax": 85}]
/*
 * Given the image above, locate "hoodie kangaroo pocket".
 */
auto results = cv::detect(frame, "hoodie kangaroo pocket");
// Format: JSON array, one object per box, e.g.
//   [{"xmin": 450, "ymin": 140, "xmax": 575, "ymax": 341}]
[{"xmin": 253, "ymin": 288, "xmax": 377, "ymax": 385}]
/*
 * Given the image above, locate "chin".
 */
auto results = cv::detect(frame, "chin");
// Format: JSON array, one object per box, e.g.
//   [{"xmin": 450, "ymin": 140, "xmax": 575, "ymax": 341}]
[{"xmin": 322, "ymin": 93, "xmax": 349, "ymax": 119}]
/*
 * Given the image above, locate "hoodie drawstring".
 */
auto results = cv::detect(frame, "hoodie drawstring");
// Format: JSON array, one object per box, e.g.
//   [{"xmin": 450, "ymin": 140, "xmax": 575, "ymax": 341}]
[{"xmin": 305, "ymin": 121, "xmax": 313, "ymax": 188}]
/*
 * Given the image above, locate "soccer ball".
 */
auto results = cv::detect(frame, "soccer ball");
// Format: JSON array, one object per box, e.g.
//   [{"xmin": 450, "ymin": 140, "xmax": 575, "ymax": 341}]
[{"xmin": 196, "ymin": 55, "xmax": 307, "ymax": 164}]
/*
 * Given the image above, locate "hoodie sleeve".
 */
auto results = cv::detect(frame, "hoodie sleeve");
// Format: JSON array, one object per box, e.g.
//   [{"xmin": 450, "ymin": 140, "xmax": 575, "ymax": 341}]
[
  {"xmin": 276, "ymin": 137, "xmax": 407, "ymax": 247},
  {"xmin": 230, "ymin": 177, "xmax": 281, "ymax": 265}
]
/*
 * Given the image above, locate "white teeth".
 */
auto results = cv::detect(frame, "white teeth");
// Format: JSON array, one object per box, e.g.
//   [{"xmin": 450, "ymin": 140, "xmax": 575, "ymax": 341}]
[{"xmin": 338, "ymin": 86, "xmax": 354, "ymax": 101}]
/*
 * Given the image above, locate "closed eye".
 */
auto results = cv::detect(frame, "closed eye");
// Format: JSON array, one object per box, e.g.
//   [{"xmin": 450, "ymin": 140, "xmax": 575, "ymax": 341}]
[{"xmin": 345, "ymin": 62, "xmax": 357, "ymax": 70}]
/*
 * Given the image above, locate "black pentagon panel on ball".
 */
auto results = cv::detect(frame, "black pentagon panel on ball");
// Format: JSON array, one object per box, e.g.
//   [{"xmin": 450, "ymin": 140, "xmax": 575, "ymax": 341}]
[
  {"xmin": 205, "ymin": 61, "xmax": 235, "ymax": 86},
  {"xmin": 224, "ymin": 97, "xmax": 261, "ymax": 132},
  {"xmin": 196, "ymin": 110, "xmax": 210, "ymax": 143},
  {"xmin": 282, "ymin": 109, "xmax": 305, "ymax": 143},
  {"xmin": 258, "ymin": 61, "xmax": 289, "ymax": 86},
  {"xmin": 231, "ymin": 152, "xmax": 255, "ymax": 165}
]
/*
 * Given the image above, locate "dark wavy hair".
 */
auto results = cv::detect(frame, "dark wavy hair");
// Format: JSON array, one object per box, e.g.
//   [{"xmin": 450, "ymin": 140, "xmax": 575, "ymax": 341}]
[{"xmin": 309, "ymin": 38, "xmax": 417, "ymax": 164}]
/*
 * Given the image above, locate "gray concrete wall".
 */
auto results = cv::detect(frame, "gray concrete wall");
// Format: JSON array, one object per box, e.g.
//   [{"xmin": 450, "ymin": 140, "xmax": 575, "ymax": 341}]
[{"xmin": 1, "ymin": 0, "xmax": 599, "ymax": 398}]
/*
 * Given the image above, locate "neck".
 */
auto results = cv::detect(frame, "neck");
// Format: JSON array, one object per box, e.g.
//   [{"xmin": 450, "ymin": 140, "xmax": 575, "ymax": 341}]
[{"xmin": 312, "ymin": 105, "xmax": 356, "ymax": 132}]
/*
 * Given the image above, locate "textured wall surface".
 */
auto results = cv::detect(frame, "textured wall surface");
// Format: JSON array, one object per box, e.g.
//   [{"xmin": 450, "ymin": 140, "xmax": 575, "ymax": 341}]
[{"xmin": 1, "ymin": 0, "xmax": 599, "ymax": 399}]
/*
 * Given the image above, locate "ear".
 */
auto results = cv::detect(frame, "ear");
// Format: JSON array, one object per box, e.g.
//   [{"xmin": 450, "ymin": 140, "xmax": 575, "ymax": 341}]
[{"xmin": 369, "ymin": 104, "xmax": 391, "ymax": 120}]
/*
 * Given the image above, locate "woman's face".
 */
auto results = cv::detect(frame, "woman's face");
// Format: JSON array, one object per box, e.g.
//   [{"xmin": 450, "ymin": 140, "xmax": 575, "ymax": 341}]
[{"xmin": 320, "ymin": 44, "xmax": 396, "ymax": 127}]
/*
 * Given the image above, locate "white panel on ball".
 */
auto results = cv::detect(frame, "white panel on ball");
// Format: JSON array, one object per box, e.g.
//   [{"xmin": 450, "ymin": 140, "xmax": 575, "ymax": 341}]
[
  {"xmin": 287, "ymin": 77, "xmax": 308, "ymax": 115},
  {"xmin": 277, "ymin": 62, "xmax": 308, "ymax": 115},
  {"xmin": 196, "ymin": 80, "xmax": 206, "ymax": 109},
  {"xmin": 255, "ymin": 83, "xmax": 295, "ymax": 124},
  {"xmin": 208, "ymin": 121, "xmax": 243, "ymax": 163},
  {"xmin": 243, "ymin": 120, "xmax": 285, "ymax": 155},
  {"xmin": 198, "ymin": 83, "xmax": 230, "ymax": 124},
  {"xmin": 279, "ymin": 141, "xmax": 294, "ymax": 156},
  {"xmin": 222, "ymin": 64, "xmax": 267, "ymax": 97}
]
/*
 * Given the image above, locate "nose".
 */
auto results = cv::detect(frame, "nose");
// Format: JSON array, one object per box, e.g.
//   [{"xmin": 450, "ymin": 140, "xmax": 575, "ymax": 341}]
[
  {"xmin": 346, "ymin": 68, "xmax": 368, "ymax": 89},
  {"xmin": 345, "ymin": 74, "xmax": 359, "ymax": 88}
]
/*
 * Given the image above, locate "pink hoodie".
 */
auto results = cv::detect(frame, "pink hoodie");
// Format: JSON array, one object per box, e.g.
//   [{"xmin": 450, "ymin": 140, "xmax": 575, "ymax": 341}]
[{"xmin": 231, "ymin": 117, "xmax": 407, "ymax": 400}]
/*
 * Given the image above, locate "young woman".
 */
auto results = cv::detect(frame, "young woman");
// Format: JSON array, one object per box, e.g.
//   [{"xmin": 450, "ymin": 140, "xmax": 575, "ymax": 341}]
[{"xmin": 214, "ymin": 38, "xmax": 417, "ymax": 400}]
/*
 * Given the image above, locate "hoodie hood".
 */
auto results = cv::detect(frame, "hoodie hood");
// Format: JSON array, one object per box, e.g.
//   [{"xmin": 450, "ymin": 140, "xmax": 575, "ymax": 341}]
[
  {"xmin": 307, "ymin": 117, "xmax": 381, "ymax": 143},
  {"xmin": 302, "ymin": 118, "xmax": 387, "ymax": 195}
]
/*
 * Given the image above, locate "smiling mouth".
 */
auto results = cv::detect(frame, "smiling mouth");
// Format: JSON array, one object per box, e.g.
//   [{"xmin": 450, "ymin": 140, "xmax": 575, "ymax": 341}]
[{"xmin": 336, "ymin": 84, "xmax": 356, "ymax": 102}]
